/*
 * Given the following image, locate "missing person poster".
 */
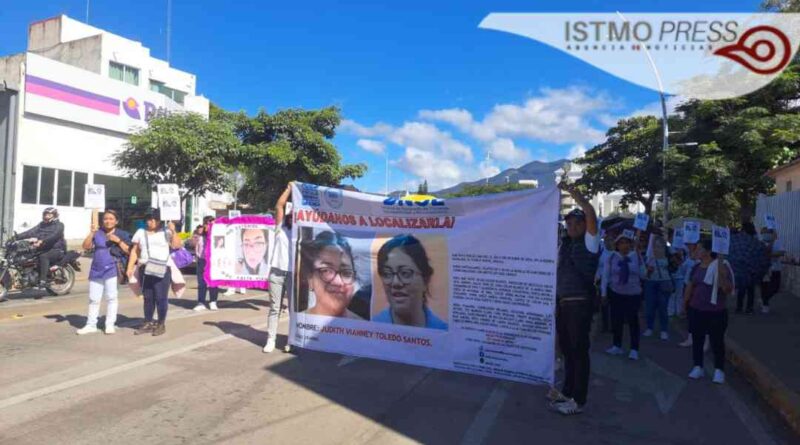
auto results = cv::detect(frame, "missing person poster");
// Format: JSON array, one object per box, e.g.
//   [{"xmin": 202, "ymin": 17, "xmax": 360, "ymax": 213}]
[
  {"xmin": 157, "ymin": 184, "xmax": 181, "ymax": 221},
  {"xmin": 204, "ymin": 215, "xmax": 275, "ymax": 289},
  {"xmin": 84, "ymin": 184, "xmax": 105, "ymax": 210},
  {"xmin": 288, "ymin": 183, "xmax": 559, "ymax": 385}
]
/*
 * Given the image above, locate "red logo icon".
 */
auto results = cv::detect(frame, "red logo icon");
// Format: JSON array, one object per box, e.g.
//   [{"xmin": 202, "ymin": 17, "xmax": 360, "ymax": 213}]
[{"xmin": 713, "ymin": 25, "xmax": 792, "ymax": 75}]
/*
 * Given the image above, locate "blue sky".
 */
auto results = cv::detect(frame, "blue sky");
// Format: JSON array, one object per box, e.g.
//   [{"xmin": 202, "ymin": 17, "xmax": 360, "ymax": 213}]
[{"xmin": 1, "ymin": 0, "xmax": 763, "ymax": 192}]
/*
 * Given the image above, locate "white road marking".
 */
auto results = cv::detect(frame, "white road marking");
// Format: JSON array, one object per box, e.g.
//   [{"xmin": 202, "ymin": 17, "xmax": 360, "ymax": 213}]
[
  {"xmin": 713, "ymin": 371, "xmax": 778, "ymax": 445},
  {"xmin": 0, "ymin": 320, "xmax": 268, "ymax": 410},
  {"xmin": 460, "ymin": 381, "xmax": 511, "ymax": 445}
]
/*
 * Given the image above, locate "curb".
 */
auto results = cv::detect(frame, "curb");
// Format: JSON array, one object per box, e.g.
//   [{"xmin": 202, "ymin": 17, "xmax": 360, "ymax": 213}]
[{"xmin": 726, "ymin": 335, "xmax": 800, "ymax": 436}]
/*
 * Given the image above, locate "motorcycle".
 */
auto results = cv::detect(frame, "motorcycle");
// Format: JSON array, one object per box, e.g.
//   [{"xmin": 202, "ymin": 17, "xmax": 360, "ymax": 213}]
[{"xmin": 0, "ymin": 237, "xmax": 81, "ymax": 299}]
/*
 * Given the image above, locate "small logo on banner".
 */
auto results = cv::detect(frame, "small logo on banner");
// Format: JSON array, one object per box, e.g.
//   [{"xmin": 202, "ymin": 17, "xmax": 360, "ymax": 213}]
[
  {"xmin": 323, "ymin": 188, "xmax": 344, "ymax": 209},
  {"xmin": 300, "ymin": 183, "xmax": 321, "ymax": 208}
]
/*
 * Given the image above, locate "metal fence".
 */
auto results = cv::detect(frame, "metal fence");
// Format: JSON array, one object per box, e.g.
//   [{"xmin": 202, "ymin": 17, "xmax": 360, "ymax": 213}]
[{"xmin": 755, "ymin": 190, "xmax": 800, "ymax": 261}]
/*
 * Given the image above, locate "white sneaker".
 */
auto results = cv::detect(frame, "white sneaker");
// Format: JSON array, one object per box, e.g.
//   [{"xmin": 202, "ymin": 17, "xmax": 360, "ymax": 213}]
[
  {"xmin": 660, "ymin": 331, "xmax": 669, "ymax": 341},
  {"xmin": 223, "ymin": 288, "xmax": 235, "ymax": 296},
  {"xmin": 76, "ymin": 326, "xmax": 99, "ymax": 335},
  {"xmin": 105, "ymin": 325, "xmax": 116, "ymax": 335},
  {"xmin": 628, "ymin": 350, "xmax": 639, "ymax": 361},
  {"xmin": 712, "ymin": 369, "xmax": 725, "ymax": 384},
  {"xmin": 549, "ymin": 398, "xmax": 583, "ymax": 416},
  {"xmin": 688, "ymin": 366, "xmax": 705, "ymax": 379},
  {"xmin": 209, "ymin": 302, "xmax": 219, "ymax": 311},
  {"xmin": 263, "ymin": 337, "xmax": 276, "ymax": 353},
  {"xmin": 193, "ymin": 303, "xmax": 207, "ymax": 311},
  {"xmin": 643, "ymin": 329, "xmax": 653, "ymax": 337},
  {"xmin": 606, "ymin": 346, "xmax": 624, "ymax": 356},
  {"xmin": 761, "ymin": 306, "xmax": 770, "ymax": 314},
  {"xmin": 679, "ymin": 337, "xmax": 693, "ymax": 347}
]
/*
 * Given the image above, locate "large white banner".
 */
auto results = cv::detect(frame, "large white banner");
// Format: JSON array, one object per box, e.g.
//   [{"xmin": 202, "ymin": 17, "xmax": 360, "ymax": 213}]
[{"xmin": 288, "ymin": 183, "xmax": 559, "ymax": 385}]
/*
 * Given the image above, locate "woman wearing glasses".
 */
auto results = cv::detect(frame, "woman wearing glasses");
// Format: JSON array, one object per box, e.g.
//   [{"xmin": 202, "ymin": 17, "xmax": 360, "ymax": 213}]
[
  {"xmin": 300, "ymin": 231, "xmax": 362, "ymax": 318},
  {"xmin": 235, "ymin": 228, "xmax": 270, "ymax": 276},
  {"xmin": 373, "ymin": 234, "xmax": 447, "ymax": 330}
]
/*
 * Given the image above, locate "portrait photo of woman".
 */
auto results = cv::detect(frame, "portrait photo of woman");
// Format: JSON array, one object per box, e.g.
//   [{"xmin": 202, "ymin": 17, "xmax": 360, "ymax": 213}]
[
  {"xmin": 299, "ymin": 231, "xmax": 363, "ymax": 319},
  {"xmin": 372, "ymin": 234, "xmax": 448, "ymax": 330}
]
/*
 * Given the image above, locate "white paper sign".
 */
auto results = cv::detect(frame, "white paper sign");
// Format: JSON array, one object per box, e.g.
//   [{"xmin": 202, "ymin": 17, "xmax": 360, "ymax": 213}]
[
  {"xmin": 765, "ymin": 214, "xmax": 777, "ymax": 230},
  {"xmin": 633, "ymin": 213, "xmax": 650, "ymax": 231},
  {"xmin": 712, "ymin": 225, "xmax": 730, "ymax": 255},
  {"xmin": 683, "ymin": 221, "xmax": 701, "ymax": 244},
  {"xmin": 157, "ymin": 184, "xmax": 181, "ymax": 221},
  {"xmin": 672, "ymin": 228, "xmax": 685, "ymax": 250},
  {"xmin": 622, "ymin": 229, "xmax": 636, "ymax": 241},
  {"xmin": 84, "ymin": 184, "xmax": 105, "ymax": 210}
]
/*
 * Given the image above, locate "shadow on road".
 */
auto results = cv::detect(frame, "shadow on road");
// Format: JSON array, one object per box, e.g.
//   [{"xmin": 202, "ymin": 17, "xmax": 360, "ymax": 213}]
[
  {"xmin": 44, "ymin": 313, "xmax": 86, "ymax": 329},
  {"xmin": 202, "ymin": 320, "xmax": 288, "ymax": 349}
]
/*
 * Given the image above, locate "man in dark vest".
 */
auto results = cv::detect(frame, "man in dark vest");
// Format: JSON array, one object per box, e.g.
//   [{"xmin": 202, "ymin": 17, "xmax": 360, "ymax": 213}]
[{"xmin": 550, "ymin": 183, "xmax": 599, "ymax": 415}]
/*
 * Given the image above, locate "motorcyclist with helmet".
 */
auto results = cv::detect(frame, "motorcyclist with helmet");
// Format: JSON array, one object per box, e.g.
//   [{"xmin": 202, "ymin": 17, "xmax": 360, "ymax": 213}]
[{"xmin": 15, "ymin": 207, "xmax": 66, "ymax": 288}]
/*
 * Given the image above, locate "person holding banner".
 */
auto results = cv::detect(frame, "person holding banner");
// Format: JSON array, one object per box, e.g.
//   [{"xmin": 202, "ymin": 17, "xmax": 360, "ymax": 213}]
[
  {"xmin": 684, "ymin": 239, "xmax": 734, "ymax": 384},
  {"xmin": 76, "ymin": 210, "xmax": 131, "ymax": 335},
  {"xmin": 551, "ymin": 182, "xmax": 599, "ymax": 415},
  {"xmin": 193, "ymin": 216, "xmax": 220, "ymax": 311},
  {"xmin": 300, "ymin": 231, "xmax": 362, "ymax": 319},
  {"xmin": 601, "ymin": 231, "xmax": 645, "ymax": 360},
  {"xmin": 264, "ymin": 184, "xmax": 293, "ymax": 353},
  {"xmin": 126, "ymin": 209, "xmax": 183, "ymax": 336},
  {"xmin": 643, "ymin": 235, "xmax": 674, "ymax": 341},
  {"xmin": 373, "ymin": 234, "xmax": 448, "ymax": 330},
  {"xmin": 759, "ymin": 228, "xmax": 785, "ymax": 314}
]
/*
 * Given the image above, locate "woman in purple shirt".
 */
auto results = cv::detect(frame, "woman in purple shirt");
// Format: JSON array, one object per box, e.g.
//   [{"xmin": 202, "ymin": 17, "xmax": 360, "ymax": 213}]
[
  {"xmin": 684, "ymin": 239, "xmax": 734, "ymax": 384},
  {"xmin": 76, "ymin": 210, "xmax": 131, "ymax": 335}
]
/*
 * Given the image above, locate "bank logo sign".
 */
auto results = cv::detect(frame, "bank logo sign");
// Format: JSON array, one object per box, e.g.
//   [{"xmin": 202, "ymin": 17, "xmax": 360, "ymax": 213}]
[{"xmin": 479, "ymin": 13, "xmax": 800, "ymax": 99}]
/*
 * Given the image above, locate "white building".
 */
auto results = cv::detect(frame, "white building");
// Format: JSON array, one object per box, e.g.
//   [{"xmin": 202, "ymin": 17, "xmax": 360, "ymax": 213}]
[
  {"xmin": 554, "ymin": 162, "xmax": 652, "ymax": 217},
  {"xmin": 0, "ymin": 15, "xmax": 225, "ymax": 241}
]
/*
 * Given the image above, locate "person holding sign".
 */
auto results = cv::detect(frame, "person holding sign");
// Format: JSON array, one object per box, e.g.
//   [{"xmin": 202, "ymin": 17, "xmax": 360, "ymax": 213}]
[
  {"xmin": 551, "ymin": 182, "xmax": 599, "ymax": 415},
  {"xmin": 643, "ymin": 235, "xmax": 674, "ymax": 341},
  {"xmin": 127, "ymin": 209, "xmax": 183, "ymax": 336},
  {"xmin": 76, "ymin": 210, "xmax": 131, "ymax": 335},
  {"xmin": 300, "ymin": 231, "xmax": 362, "ymax": 319},
  {"xmin": 193, "ymin": 216, "xmax": 220, "ymax": 311},
  {"xmin": 601, "ymin": 231, "xmax": 645, "ymax": 360},
  {"xmin": 264, "ymin": 184, "xmax": 293, "ymax": 353},
  {"xmin": 759, "ymin": 228, "xmax": 785, "ymax": 314},
  {"xmin": 684, "ymin": 239, "xmax": 734, "ymax": 384},
  {"xmin": 373, "ymin": 234, "xmax": 448, "ymax": 330}
]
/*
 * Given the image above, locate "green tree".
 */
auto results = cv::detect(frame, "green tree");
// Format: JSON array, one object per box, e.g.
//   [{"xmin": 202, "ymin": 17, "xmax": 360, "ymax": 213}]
[
  {"xmin": 114, "ymin": 111, "xmax": 242, "ymax": 203},
  {"xmin": 236, "ymin": 107, "xmax": 367, "ymax": 209},
  {"xmin": 443, "ymin": 182, "xmax": 535, "ymax": 198},
  {"xmin": 672, "ymin": 62, "xmax": 800, "ymax": 221},
  {"xmin": 576, "ymin": 116, "xmax": 664, "ymax": 215}
]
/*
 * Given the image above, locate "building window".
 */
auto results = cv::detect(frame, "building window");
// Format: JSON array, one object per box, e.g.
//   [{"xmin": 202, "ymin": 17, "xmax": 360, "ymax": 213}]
[
  {"xmin": 39, "ymin": 167, "xmax": 55, "ymax": 205},
  {"xmin": 788, "ymin": 180, "xmax": 793, "ymax": 192},
  {"xmin": 109, "ymin": 61, "xmax": 139, "ymax": 86},
  {"xmin": 73, "ymin": 172, "xmax": 88, "ymax": 207},
  {"xmin": 21, "ymin": 165, "xmax": 38, "ymax": 204},
  {"xmin": 149, "ymin": 79, "xmax": 186, "ymax": 105},
  {"xmin": 56, "ymin": 169, "xmax": 72, "ymax": 206}
]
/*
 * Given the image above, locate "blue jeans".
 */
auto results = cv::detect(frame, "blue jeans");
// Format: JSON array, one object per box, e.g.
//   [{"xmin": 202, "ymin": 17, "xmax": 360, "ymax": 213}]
[
  {"xmin": 197, "ymin": 259, "xmax": 218, "ymax": 304},
  {"xmin": 644, "ymin": 280, "xmax": 671, "ymax": 333}
]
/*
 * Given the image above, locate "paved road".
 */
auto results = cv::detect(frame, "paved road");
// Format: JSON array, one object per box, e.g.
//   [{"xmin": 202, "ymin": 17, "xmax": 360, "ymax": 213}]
[{"xmin": 0, "ymin": 281, "xmax": 797, "ymax": 445}]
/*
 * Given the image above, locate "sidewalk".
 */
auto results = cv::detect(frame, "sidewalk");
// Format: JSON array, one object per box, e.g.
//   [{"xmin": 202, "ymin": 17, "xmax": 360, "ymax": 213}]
[{"xmin": 723, "ymin": 291, "xmax": 800, "ymax": 435}]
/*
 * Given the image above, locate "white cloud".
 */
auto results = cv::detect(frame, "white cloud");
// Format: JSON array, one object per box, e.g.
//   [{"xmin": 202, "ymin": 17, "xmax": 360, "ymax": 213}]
[
  {"xmin": 340, "ymin": 119, "xmax": 393, "ymax": 138},
  {"xmin": 396, "ymin": 147, "xmax": 464, "ymax": 190},
  {"xmin": 389, "ymin": 122, "xmax": 473, "ymax": 162},
  {"xmin": 479, "ymin": 158, "xmax": 501, "ymax": 178},
  {"xmin": 356, "ymin": 139, "xmax": 385, "ymax": 154},
  {"xmin": 568, "ymin": 144, "xmax": 587, "ymax": 160},
  {"xmin": 488, "ymin": 138, "xmax": 531, "ymax": 163}
]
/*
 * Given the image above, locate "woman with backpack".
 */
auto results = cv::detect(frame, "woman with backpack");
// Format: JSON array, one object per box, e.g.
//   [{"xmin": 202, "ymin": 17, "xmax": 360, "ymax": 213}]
[
  {"xmin": 76, "ymin": 210, "xmax": 131, "ymax": 335},
  {"xmin": 126, "ymin": 209, "xmax": 182, "ymax": 336}
]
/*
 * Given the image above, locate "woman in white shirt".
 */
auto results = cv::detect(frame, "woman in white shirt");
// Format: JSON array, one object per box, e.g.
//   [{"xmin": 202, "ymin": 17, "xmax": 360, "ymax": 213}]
[
  {"xmin": 126, "ymin": 209, "xmax": 182, "ymax": 336},
  {"xmin": 264, "ymin": 184, "xmax": 292, "ymax": 353}
]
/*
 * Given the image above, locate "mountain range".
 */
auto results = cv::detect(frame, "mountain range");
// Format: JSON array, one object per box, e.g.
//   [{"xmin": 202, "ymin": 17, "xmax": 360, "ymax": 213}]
[{"xmin": 434, "ymin": 159, "xmax": 568, "ymax": 195}]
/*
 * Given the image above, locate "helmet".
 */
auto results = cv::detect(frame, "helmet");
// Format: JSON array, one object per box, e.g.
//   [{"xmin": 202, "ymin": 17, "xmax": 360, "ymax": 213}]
[{"xmin": 42, "ymin": 207, "xmax": 59, "ymax": 219}]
